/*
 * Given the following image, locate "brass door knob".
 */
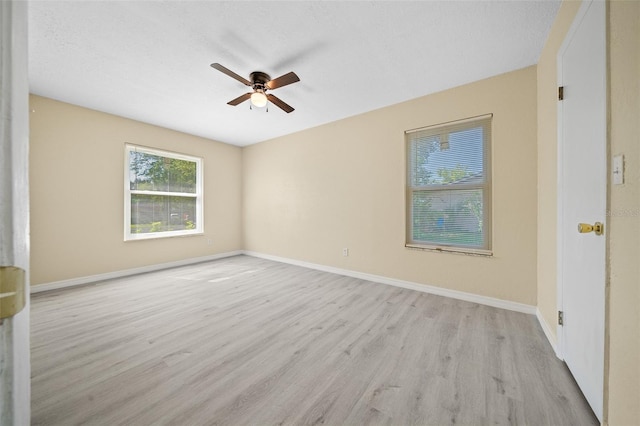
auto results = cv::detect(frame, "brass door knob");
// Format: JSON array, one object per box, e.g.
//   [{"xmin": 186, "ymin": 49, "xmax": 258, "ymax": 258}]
[{"xmin": 577, "ymin": 222, "xmax": 604, "ymax": 235}]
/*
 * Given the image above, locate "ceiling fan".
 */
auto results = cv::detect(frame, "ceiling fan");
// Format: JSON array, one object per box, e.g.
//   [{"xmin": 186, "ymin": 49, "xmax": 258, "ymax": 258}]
[{"xmin": 211, "ymin": 63, "xmax": 300, "ymax": 113}]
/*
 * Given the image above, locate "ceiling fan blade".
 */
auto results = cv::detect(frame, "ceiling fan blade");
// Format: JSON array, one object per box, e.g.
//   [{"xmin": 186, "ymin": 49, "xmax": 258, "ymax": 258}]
[
  {"xmin": 211, "ymin": 63, "xmax": 251, "ymax": 86},
  {"xmin": 227, "ymin": 92, "xmax": 252, "ymax": 106},
  {"xmin": 266, "ymin": 72, "xmax": 300, "ymax": 90},
  {"xmin": 267, "ymin": 94, "xmax": 295, "ymax": 113}
]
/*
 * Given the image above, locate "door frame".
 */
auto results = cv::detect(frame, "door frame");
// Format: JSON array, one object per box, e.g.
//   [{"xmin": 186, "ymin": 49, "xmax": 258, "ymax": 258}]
[{"xmin": 555, "ymin": 0, "xmax": 608, "ymax": 416}]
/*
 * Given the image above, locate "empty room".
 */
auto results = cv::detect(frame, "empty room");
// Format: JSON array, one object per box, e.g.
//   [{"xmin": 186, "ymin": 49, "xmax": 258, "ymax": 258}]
[{"xmin": 1, "ymin": 0, "xmax": 638, "ymax": 425}]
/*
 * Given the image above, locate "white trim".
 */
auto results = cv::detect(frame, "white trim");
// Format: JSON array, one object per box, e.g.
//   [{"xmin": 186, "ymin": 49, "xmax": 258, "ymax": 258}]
[
  {"xmin": 556, "ymin": 34, "xmax": 566, "ymax": 359},
  {"xmin": 31, "ymin": 249, "xmax": 548, "ymax": 336},
  {"xmin": 244, "ymin": 251, "xmax": 536, "ymax": 315},
  {"xmin": 30, "ymin": 251, "xmax": 243, "ymax": 293},
  {"xmin": 405, "ymin": 243, "xmax": 492, "ymax": 257},
  {"xmin": 536, "ymin": 308, "xmax": 560, "ymax": 358}
]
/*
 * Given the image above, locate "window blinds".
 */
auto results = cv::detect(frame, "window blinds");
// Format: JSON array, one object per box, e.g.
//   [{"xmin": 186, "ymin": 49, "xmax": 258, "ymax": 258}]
[{"xmin": 406, "ymin": 115, "xmax": 491, "ymax": 251}]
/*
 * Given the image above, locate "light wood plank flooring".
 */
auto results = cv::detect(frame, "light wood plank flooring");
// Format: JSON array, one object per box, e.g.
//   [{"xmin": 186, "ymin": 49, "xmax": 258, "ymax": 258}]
[{"xmin": 31, "ymin": 255, "xmax": 597, "ymax": 425}]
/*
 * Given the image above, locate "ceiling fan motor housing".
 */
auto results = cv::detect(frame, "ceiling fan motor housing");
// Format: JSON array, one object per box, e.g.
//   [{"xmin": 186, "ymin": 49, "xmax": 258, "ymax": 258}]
[{"xmin": 250, "ymin": 71, "xmax": 271, "ymax": 91}]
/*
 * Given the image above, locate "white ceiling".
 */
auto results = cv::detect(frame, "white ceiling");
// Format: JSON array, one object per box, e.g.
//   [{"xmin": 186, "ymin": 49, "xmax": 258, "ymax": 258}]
[{"xmin": 29, "ymin": 1, "xmax": 561, "ymax": 147}]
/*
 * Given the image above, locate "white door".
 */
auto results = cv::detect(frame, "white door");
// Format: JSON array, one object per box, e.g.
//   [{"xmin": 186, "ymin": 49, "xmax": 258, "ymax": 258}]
[
  {"xmin": 558, "ymin": 0, "xmax": 606, "ymax": 421},
  {"xmin": 0, "ymin": 1, "xmax": 31, "ymax": 424}
]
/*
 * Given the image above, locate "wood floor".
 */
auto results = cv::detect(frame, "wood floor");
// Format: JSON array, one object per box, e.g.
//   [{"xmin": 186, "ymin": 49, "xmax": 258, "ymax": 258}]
[{"xmin": 31, "ymin": 255, "xmax": 597, "ymax": 425}]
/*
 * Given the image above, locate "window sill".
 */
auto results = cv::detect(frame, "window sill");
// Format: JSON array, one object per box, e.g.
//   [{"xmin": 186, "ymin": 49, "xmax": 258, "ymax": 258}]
[
  {"xmin": 405, "ymin": 243, "xmax": 493, "ymax": 257},
  {"xmin": 125, "ymin": 231, "xmax": 204, "ymax": 242}
]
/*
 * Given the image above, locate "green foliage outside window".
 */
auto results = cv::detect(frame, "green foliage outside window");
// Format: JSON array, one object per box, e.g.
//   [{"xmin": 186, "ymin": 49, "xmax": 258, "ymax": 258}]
[{"xmin": 126, "ymin": 146, "xmax": 202, "ymax": 239}]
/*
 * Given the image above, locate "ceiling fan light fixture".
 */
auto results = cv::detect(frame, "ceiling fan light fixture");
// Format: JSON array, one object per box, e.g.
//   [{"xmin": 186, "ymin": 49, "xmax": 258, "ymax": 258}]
[
  {"xmin": 211, "ymin": 63, "xmax": 298, "ymax": 113},
  {"xmin": 250, "ymin": 90, "xmax": 268, "ymax": 108}
]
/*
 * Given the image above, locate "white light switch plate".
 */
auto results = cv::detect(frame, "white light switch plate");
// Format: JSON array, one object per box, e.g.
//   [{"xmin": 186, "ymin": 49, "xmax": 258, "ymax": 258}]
[{"xmin": 613, "ymin": 155, "xmax": 624, "ymax": 185}]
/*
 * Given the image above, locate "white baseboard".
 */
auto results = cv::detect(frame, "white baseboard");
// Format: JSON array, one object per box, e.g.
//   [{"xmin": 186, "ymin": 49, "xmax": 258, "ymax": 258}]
[
  {"xmin": 30, "ymin": 250, "xmax": 243, "ymax": 294},
  {"xmin": 243, "ymin": 251, "xmax": 537, "ymax": 315},
  {"xmin": 32, "ymin": 250, "xmax": 555, "ymax": 351},
  {"xmin": 536, "ymin": 308, "xmax": 561, "ymax": 358}
]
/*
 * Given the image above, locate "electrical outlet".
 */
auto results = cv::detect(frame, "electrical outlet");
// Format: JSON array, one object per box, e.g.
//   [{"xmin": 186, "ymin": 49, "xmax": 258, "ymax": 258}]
[
  {"xmin": 342, "ymin": 248, "xmax": 349, "ymax": 257},
  {"xmin": 207, "ymin": 238, "xmax": 213, "ymax": 246}
]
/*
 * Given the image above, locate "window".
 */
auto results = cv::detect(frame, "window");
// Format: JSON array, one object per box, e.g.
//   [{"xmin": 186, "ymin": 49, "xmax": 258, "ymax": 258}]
[
  {"xmin": 406, "ymin": 115, "xmax": 491, "ymax": 253},
  {"xmin": 125, "ymin": 144, "xmax": 203, "ymax": 240}
]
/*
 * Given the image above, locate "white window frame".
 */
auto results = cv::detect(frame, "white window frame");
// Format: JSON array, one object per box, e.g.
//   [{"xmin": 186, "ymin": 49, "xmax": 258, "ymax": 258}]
[
  {"xmin": 124, "ymin": 144, "xmax": 203, "ymax": 241},
  {"xmin": 405, "ymin": 114, "xmax": 492, "ymax": 255}
]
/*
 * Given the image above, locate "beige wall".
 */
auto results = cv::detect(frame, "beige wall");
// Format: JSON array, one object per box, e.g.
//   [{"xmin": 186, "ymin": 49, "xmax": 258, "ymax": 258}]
[
  {"xmin": 607, "ymin": 1, "xmax": 640, "ymax": 423},
  {"xmin": 537, "ymin": 0, "xmax": 639, "ymax": 423},
  {"xmin": 29, "ymin": 95, "xmax": 243, "ymax": 285},
  {"xmin": 243, "ymin": 66, "xmax": 538, "ymax": 305},
  {"xmin": 536, "ymin": 0, "xmax": 582, "ymax": 346}
]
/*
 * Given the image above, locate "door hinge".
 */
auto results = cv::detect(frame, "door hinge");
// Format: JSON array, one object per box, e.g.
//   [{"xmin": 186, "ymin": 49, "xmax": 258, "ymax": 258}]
[
  {"xmin": 558, "ymin": 86, "xmax": 564, "ymax": 101},
  {"xmin": 558, "ymin": 310, "xmax": 564, "ymax": 326}
]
